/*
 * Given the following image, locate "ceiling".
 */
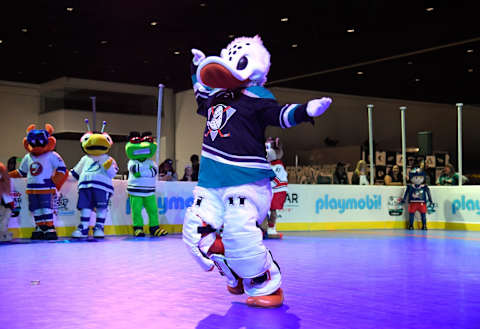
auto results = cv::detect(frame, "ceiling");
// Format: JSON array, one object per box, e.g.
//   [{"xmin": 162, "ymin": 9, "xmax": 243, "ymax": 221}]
[{"xmin": 0, "ymin": 0, "xmax": 479, "ymax": 104}]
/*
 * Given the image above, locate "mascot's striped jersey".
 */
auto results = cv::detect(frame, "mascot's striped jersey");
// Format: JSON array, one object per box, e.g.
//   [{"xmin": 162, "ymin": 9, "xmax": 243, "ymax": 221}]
[
  {"xmin": 17, "ymin": 152, "xmax": 66, "ymax": 194},
  {"xmin": 193, "ymin": 76, "xmax": 313, "ymax": 188}
]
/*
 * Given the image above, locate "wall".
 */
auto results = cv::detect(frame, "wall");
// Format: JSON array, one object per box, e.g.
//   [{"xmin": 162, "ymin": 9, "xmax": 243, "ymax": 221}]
[
  {"xmin": 175, "ymin": 89, "xmax": 205, "ymax": 175},
  {"xmin": 0, "ymin": 78, "xmax": 176, "ymax": 172},
  {"xmin": 174, "ymin": 88, "xmax": 480, "ymax": 170},
  {"xmin": 0, "ymin": 81, "xmax": 41, "ymax": 165},
  {"xmin": 267, "ymin": 87, "xmax": 480, "ymax": 168}
]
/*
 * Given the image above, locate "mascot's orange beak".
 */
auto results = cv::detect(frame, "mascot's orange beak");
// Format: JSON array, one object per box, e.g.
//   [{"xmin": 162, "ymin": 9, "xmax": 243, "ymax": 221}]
[{"xmin": 199, "ymin": 63, "xmax": 250, "ymax": 89}]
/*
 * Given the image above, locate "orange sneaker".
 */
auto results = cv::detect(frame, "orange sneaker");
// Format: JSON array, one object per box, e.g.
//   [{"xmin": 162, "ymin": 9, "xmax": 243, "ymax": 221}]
[
  {"xmin": 227, "ymin": 279, "xmax": 244, "ymax": 295},
  {"xmin": 246, "ymin": 288, "xmax": 284, "ymax": 308}
]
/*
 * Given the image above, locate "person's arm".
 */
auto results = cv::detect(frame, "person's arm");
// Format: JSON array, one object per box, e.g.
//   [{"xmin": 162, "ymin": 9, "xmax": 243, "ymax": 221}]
[
  {"xmin": 384, "ymin": 175, "xmax": 392, "ymax": 185},
  {"xmin": 9, "ymin": 156, "xmax": 28, "ymax": 178},
  {"xmin": 51, "ymin": 152, "xmax": 68, "ymax": 190},
  {"xmin": 425, "ymin": 186, "xmax": 433, "ymax": 203},
  {"xmin": 402, "ymin": 185, "xmax": 411, "ymax": 203},
  {"xmin": 70, "ymin": 156, "xmax": 87, "ymax": 181},
  {"xmin": 103, "ymin": 157, "xmax": 119, "ymax": 179},
  {"xmin": 190, "ymin": 49, "xmax": 212, "ymax": 118},
  {"xmin": 259, "ymin": 96, "xmax": 331, "ymax": 129}
]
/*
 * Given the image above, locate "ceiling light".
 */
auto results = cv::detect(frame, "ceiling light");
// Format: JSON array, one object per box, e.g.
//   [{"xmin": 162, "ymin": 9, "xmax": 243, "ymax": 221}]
[
  {"xmin": 415, "ymin": 78, "xmax": 421, "ymax": 82},
  {"xmin": 66, "ymin": 7, "xmax": 74, "ymax": 12},
  {"xmin": 467, "ymin": 49, "xmax": 474, "ymax": 53},
  {"xmin": 426, "ymin": 7, "xmax": 434, "ymax": 12},
  {"xmin": 281, "ymin": 18, "xmax": 288, "ymax": 22},
  {"xmin": 407, "ymin": 61, "xmax": 413, "ymax": 65},
  {"xmin": 357, "ymin": 71, "xmax": 364, "ymax": 75},
  {"xmin": 347, "ymin": 28, "xmax": 355, "ymax": 33},
  {"xmin": 21, "ymin": 28, "xmax": 28, "ymax": 33},
  {"xmin": 150, "ymin": 21, "xmax": 158, "ymax": 26},
  {"xmin": 468, "ymin": 68, "xmax": 473, "ymax": 73},
  {"xmin": 228, "ymin": 34, "xmax": 234, "ymax": 38},
  {"xmin": 100, "ymin": 40, "xmax": 108, "ymax": 44},
  {"xmin": 200, "ymin": 3, "xmax": 206, "ymax": 7},
  {"xmin": 291, "ymin": 44, "xmax": 298, "ymax": 48},
  {"xmin": 48, "ymin": 43, "xmax": 53, "ymax": 48},
  {"xmin": 0, "ymin": 40, "xmax": 3, "ymax": 44},
  {"xmin": 174, "ymin": 51, "xmax": 180, "ymax": 55}
]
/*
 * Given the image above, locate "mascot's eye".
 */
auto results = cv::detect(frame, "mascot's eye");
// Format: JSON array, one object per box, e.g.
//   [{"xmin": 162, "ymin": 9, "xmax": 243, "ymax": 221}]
[
  {"xmin": 236, "ymin": 56, "xmax": 248, "ymax": 70},
  {"xmin": 129, "ymin": 137, "xmax": 141, "ymax": 144},
  {"xmin": 80, "ymin": 133, "xmax": 92, "ymax": 143},
  {"xmin": 103, "ymin": 133, "xmax": 113, "ymax": 145}
]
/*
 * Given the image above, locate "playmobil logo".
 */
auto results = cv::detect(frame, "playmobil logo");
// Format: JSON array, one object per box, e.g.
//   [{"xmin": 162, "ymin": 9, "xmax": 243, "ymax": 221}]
[
  {"xmin": 126, "ymin": 196, "xmax": 194, "ymax": 215},
  {"xmin": 316, "ymin": 194, "xmax": 382, "ymax": 214},
  {"xmin": 451, "ymin": 195, "xmax": 480, "ymax": 215}
]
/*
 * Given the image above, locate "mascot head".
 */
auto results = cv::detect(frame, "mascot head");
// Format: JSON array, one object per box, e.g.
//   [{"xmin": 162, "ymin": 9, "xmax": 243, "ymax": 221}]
[
  {"xmin": 80, "ymin": 119, "xmax": 113, "ymax": 156},
  {"xmin": 197, "ymin": 35, "xmax": 271, "ymax": 89},
  {"xmin": 125, "ymin": 131, "xmax": 157, "ymax": 161},
  {"xmin": 23, "ymin": 124, "xmax": 56, "ymax": 156},
  {"xmin": 409, "ymin": 167, "xmax": 425, "ymax": 185},
  {"xmin": 265, "ymin": 137, "xmax": 284, "ymax": 162},
  {"xmin": 0, "ymin": 162, "xmax": 11, "ymax": 195}
]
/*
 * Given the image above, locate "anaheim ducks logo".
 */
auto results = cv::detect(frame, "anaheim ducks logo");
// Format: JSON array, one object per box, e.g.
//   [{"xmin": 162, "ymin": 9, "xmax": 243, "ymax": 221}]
[
  {"xmin": 205, "ymin": 104, "xmax": 236, "ymax": 141},
  {"xmin": 29, "ymin": 162, "xmax": 43, "ymax": 176}
]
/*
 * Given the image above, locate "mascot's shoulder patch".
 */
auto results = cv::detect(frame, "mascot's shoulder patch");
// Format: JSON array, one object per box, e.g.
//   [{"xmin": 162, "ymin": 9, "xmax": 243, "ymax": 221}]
[{"xmin": 242, "ymin": 86, "xmax": 276, "ymax": 100}]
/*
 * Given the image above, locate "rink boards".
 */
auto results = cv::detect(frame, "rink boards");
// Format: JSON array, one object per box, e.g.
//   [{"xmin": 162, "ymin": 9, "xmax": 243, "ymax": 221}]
[{"xmin": 7, "ymin": 179, "xmax": 480, "ymax": 237}]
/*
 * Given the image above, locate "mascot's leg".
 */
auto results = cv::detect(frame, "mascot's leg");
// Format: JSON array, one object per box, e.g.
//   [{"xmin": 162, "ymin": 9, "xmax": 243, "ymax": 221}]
[
  {"xmin": 222, "ymin": 179, "xmax": 283, "ymax": 308},
  {"xmin": 93, "ymin": 207, "xmax": 107, "ymax": 238},
  {"xmin": 182, "ymin": 186, "xmax": 225, "ymax": 272},
  {"xmin": 72, "ymin": 208, "xmax": 92, "ymax": 238},
  {"xmin": 0, "ymin": 206, "xmax": 13, "ymax": 241},
  {"xmin": 420, "ymin": 204, "xmax": 427, "ymax": 230},
  {"xmin": 408, "ymin": 212, "xmax": 415, "ymax": 230},
  {"xmin": 40, "ymin": 207, "xmax": 57, "ymax": 240},
  {"xmin": 29, "ymin": 194, "xmax": 56, "ymax": 240},
  {"xmin": 130, "ymin": 195, "xmax": 146, "ymax": 237},
  {"xmin": 144, "ymin": 195, "xmax": 167, "ymax": 237}
]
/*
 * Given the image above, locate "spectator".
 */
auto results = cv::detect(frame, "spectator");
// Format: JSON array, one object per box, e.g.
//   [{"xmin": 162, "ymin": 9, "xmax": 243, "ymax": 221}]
[
  {"xmin": 351, "ymin": 160, "xmax": 370, "ymax": 185},
  {"xmin": 333, "ymin": 162, "xmax": 349, "ymax": 184},
  {"xmin": 419, "ymin": 160, "xmax": 434, "ymax": 185},
  {"xmin": 190, "ymin": 154, "xmax": 199, "ymax": 181},
  {"xmin": 436, "ymin": 163, "xmax": 466, "ymax": 185},
  {"xmin": 180, "ymin": 165, "xmax": 194, "ymax": 181},
  {"xmin": 158, "ymin": 158, "xmax": 178, "ymax": 181},
  {"xmin": 384, "ymin": 165, "xmax": 403, "ymax": 186}
]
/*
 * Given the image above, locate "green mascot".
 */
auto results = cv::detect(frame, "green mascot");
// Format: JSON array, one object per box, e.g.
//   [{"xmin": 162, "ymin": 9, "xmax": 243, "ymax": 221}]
[{"xmin": 125, "ymin": 131, "xmax": 167, "ymax": 237}]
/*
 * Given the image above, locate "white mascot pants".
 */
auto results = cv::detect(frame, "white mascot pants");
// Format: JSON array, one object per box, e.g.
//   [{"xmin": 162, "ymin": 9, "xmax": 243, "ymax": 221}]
[{"xmin": 182, "ymin": 178, "xmax": 282, "ymax": 297}]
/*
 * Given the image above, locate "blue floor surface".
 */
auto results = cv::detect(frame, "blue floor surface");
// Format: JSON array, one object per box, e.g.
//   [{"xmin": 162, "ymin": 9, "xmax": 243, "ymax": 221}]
[{"xmin": 0, "ymin": 230, "xmax": 479, "ymax": 329}]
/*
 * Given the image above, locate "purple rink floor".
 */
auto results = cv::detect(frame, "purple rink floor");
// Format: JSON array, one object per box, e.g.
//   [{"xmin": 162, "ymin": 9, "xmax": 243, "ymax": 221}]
[{"xmin": 1, "ymin": 230, "xmax": 480, "ymax": 329}]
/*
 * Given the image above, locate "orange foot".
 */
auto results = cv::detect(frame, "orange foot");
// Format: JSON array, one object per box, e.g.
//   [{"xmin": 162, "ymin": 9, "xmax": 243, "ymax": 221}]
[
  {"xmin": 246, "ymin": 288, "xmax": 284, "ymax": 308},
  {"xmin": 227, "ymin": 279, "xmax": 244, "ymax": 295}
]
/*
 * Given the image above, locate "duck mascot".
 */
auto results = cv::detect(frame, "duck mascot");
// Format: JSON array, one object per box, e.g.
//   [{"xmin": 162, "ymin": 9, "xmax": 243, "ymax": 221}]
[
  {"xmin": 9, "ymin": 124, "xmax": 68, "ymax": 240},
  {"xmin": 125, "ymin": 131, "xmax": 167, "ymax": 237},
  {"xmin": 182, "ymin": 35, "xmax": 332, "ymax": 307},
  {"xmin": 70, "ymin": 120, "xmax": 118, "ymax": 238}
]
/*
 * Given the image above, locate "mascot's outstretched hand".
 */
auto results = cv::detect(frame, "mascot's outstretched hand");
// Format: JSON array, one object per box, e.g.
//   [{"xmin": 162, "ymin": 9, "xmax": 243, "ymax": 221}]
[
  {"xmin": 192, "ymin": 48, "xmax": 206, "ymax": 66},
  {"xmin": 306, "ymin": 97, "xmax": 332, "ymax": 117}
]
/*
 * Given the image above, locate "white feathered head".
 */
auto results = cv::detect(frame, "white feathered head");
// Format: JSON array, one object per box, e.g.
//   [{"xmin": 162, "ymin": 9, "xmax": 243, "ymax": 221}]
[{"xmin": 197, "ymin": 35, "xmax": 271, "ymax": 89}]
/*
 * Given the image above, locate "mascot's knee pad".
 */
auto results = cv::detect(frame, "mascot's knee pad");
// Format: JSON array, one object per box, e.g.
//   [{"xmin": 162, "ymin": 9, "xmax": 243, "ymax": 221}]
[
  {"xmin": 182, "ymin": 190, "xmax": 224, "ymax": 272},
  {"xmin": 243, "ymin": 252, "xmax": 282, "ymax": 297}
]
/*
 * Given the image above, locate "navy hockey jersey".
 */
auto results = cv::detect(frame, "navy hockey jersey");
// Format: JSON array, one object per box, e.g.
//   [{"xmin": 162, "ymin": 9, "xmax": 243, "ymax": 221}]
[
  {"xmin": 192, "ymin": 65, "xmax": 314, "ymax": 188},
  {"xmin": 402, "ymin": 184, "xmax": 432, "ymax": 203}
]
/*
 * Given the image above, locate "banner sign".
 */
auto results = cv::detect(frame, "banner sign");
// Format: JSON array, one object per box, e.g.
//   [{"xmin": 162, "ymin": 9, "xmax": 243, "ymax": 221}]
[{"xmin": 7, "ymin": 180, "xmax": 480, "ymax": 229}]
